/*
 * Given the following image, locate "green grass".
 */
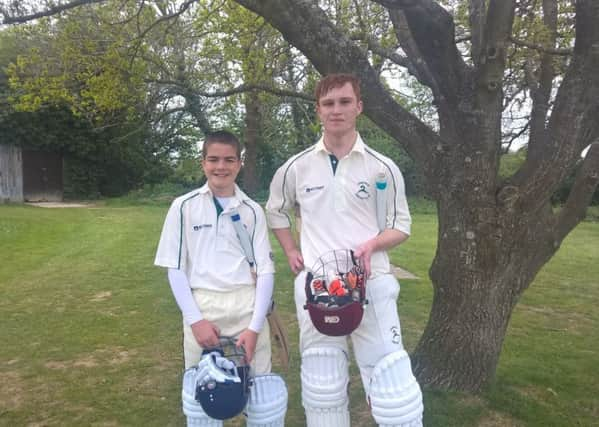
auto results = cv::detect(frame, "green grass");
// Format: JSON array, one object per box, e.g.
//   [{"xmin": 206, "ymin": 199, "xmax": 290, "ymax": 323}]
[{"xmin": 1, "ymin": 202, "xmax": 598, "ymax": 426}]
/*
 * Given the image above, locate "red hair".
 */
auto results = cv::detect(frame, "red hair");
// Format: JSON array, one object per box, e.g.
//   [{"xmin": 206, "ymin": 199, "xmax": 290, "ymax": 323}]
[{"xmin": 314, "ymin": 74, "xmax": 361, "ymax": 104}]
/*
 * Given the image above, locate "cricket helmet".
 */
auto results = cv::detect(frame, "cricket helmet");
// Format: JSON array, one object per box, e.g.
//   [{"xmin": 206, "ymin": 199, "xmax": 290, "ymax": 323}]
[
  {"xmin": 195, "ymin": 337, "xmax": 252, "ymax": 420},
  {"xmin": 304, "ymin": 249, "xmax": 368, "ymax": 336}
]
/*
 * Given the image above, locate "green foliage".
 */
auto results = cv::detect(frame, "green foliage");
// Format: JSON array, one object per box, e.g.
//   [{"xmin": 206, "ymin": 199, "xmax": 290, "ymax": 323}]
[
  {"xmin": 0, "ymin": 9, "xmax": 191, "ymax": 199},
  {"xmin": 170, "ymin": 156, "xmax": 204, "ymax": 188},
  {"xmin": 6, "ymin": 6, "xmax": 148, "ymax": 123},
  {"xmin": 585, "ymin": 205, "xmax": 599, "ymax": 221},
  {"xmin": 106, "ymin": 182, "xmax": 195, "ymax": 207},
  {"xmin": 551, "ymin": 159, "xmax": 599, "ymax": 206},
  {"xmin": 498, "ymin": 148, "xmax": 527, "ymax": 180},
  {"xmin": 0, "ymin": 104, "xmax": 172, "ymax": 198}
]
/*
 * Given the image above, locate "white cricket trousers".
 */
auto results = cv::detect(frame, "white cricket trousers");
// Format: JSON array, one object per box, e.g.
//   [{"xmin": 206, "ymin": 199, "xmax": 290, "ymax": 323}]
[{"xmin": 183, "ymin": 286, "xmax": 272, "ymax": 374}]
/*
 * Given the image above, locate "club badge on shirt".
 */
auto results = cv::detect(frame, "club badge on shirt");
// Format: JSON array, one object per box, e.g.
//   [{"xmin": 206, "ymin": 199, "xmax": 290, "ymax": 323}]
[{"xmin": 355, "ymin": 181, "xmax": 371, "ymax": 199}]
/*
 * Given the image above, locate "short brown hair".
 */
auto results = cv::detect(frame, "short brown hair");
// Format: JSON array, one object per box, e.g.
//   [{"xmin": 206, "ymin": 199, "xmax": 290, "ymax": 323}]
[
  {"xmin": 202, "ymin": 130, "xmax": 242, "ymax": 159},
  {"xmin": 314, "ymin": 74, "xmax": 361, "ymax": 104}
]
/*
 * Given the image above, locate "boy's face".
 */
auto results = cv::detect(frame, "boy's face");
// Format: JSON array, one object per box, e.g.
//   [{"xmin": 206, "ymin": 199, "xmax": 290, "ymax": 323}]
[
  {"xmin": 201, "ymin": 142, "xmax": 241, "ymax": 196},
  {"xmin": 316, "ymin": 82, "xmax": 363, "ymax": 138}
]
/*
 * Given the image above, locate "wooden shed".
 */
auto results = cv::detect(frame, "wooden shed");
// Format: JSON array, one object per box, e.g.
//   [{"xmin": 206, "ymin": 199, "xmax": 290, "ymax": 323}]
[{"xmin": 0, "ymin": 145, "xmax": 63, "ymax": 203}]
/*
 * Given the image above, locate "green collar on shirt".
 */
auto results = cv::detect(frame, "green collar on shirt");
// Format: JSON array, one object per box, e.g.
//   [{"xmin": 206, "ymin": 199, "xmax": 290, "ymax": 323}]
[{"xmin": 213, "ymin": 196, "xmax": 224, "ymax": 216}]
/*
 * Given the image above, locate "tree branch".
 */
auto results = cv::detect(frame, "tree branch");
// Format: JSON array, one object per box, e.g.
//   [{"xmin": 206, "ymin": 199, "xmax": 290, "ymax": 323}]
[
  {"xmin": 1, "ymin": 0, "xmax": 107, "ymax": 24},
  {"xmin": 527, "ymin": 0, "xmax": 559, "ymax": 165},
  {"xmin": 233, "ymin": 0, "xmax": 442, "ymax": 169},
  {"xmin": 476, "ymin": 0, "xmax": 516, "ymax": 95},
  {"xmin": 555, "ymin": 142, "xmax": 599, "ymax": 241},
  {"xmin": 469, "ymin": 0, "xmax": 487, "ymax": 66},
  {"xmin": 386, "ymin": 9, "xmax": 442, "ymax": 99},
  {"xmin": 506, "ymin": 0, "xmax": 599, "ymax": 209},
  {"xmin": 373, "ymin": 0, "xmax": 469, "ymax": 108},
  {"xmin": 502, "ymin": 121, "xmax": 529, "ymax": 153},
  {"xmin": 350, "ymin": 32, "xmax": 412, "ymax": 70},
  {"xmin": 149, "ymin": 79, "xmax": 315, "ymax": 102},
  {"xmin": 509, "ymin": 36, "xmax": 573, "ymax": 56}
]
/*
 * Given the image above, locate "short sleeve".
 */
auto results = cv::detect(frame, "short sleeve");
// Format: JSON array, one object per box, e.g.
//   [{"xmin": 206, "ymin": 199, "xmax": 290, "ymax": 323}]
[
  {"xmin": 154, "ymin": 199, "xmax": 188, "ymax": 269},
  {"xmin": 266, "ymin": 160, "xmax": 296, "ymax": 229},
  {"xmin": 387, "ymin": 162, "xmax": 411, "ymax": 235}
]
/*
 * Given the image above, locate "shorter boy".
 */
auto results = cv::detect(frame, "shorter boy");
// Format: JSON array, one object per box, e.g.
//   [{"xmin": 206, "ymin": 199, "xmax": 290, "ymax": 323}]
[{"xmin": 155, "ymin": 130, "xmax": 286, "ymax": 426}]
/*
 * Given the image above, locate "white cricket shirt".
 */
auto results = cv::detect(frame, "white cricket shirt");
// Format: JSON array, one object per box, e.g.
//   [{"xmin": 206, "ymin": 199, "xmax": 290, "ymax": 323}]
[
  {"xmin": 266, "ymin": 134, "xmax": 411, "ymax": 276},
  {"xmin": 155, "ymin": 183, "xmax": 275, "ymax": 290}
]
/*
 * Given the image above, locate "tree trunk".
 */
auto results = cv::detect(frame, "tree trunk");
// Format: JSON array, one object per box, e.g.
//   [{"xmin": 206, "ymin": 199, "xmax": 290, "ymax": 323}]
[
  {"xmin": 412, "ymin": 186, "xmax": 560, "ymax": 391},
  {"xmin": 242, "ymin": 92, "xmax": 261, "ymax": 195}
]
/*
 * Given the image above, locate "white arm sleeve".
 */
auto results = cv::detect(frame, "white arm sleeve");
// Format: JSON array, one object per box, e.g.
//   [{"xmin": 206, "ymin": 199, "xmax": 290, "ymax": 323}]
[
  {"xmin": 167, "ymin": 268, "xmax": 203, "ymax": 325},
  {"xmin": 248, "ymin": 273, "xmax": 274, "ymax": 333}
]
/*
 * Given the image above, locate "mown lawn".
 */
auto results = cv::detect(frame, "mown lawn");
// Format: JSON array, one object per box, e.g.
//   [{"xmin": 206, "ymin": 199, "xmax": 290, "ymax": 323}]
[{"xmin": 0, "ymin": 202, "xmax": 597, "ymax": 426}]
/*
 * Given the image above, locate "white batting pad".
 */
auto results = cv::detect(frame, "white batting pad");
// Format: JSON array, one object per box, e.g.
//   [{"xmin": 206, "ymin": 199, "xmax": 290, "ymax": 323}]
[
  {"xmin": 368, "ymin": 350, "xmax": 423, "ymax": 427},
  {"xmin": 245, "ymin": 374, "xmax": 288, "ymax": 427},
  {"xmin": 301, "ymin": 347, "xmax": 351, "ymax": 427},
  {"xmin": 181, "ymin": 367, "xmax": 223, "ymax": 427}
]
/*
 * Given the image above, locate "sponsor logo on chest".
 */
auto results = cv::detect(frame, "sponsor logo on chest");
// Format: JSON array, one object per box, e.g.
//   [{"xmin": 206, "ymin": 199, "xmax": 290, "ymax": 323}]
[
  {"xmin": 192, "ymin": 224, "xmax": 213, "ymax": 231},
  {"xmin": 306, "ymin": 185, "xmax": 325, "ymax": 193}
]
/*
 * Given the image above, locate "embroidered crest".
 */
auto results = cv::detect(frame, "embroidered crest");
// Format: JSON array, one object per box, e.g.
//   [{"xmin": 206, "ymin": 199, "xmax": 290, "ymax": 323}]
[
  {"xmin": 390, "ymin": 326, "xmax": 402, "ymax": 344},
  {"xmin": 355, "ymin": 181, "xmax": 371, "ymax": 199}
]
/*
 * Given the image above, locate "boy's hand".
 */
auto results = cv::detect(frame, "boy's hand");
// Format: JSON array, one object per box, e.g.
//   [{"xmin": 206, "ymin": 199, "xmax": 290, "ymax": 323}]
[
  {"xmin": 354, "ymin": 239, "xmax": 376, "ymax": 278},
  {"xmin": 286, "ymin": 248, "xmax": 304, "ymax": 274},
  {"xmin": 236, "ymin": 329, "xmax": 258, "ymax": 363},
  {"xmin": 191, "ymin": 319, "xmax": 220, "ymax": 348}
]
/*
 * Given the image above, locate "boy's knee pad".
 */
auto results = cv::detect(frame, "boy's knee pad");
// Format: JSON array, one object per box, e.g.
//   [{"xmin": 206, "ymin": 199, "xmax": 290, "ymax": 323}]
[
  {"xmin": 368, "ymin": 350, "xmax": 423, "ymax": 427},
  {"xmin": 182, "ymin": 368, "xmax": 223, "ymax": 427},
  {"xmin": 245, "ymin": 374, "xmax": 288, "ymax": 427},
  {"xmin": 301, "ymin": 347, "xmax": 350, "ymax": 427}
]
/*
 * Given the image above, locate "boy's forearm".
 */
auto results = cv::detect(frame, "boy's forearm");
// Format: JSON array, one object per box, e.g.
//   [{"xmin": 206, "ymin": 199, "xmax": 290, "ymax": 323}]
[
  {"xmin": 370, "ymin": 228, "xmax": 409, "ymax": 252},
  {"xmin": 272, "ymin": 228, "xmax": 299, "ymax": 256}
]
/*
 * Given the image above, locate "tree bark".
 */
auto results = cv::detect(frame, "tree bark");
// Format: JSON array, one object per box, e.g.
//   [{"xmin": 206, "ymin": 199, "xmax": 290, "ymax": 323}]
[
  {"xmin": 242, "ymin": 92, "xmax": 261, "ymax": 195},
  {"xmin": 413, "ymin": 183, "xmax": 559, "ymax": 391}
]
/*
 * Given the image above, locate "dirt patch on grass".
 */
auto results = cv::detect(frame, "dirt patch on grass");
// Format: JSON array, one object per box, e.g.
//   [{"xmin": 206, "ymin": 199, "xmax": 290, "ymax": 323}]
[
  {"xmin": 44, "ymin": 348, "xmax": 136, "ymax": 371},
  {"xmin": 74, "ymin": 356, "xmax": 100, "ymax": 368},
  {"xmin": 44, "ymin": 360, "xmax": 70, "ymax": 369},
  {"xmin": 391, "ymin": 264, "xmax": 419, "ymax": 279},
  {"xmin": 109, "ymin": 350, "xmax": 133, "ymax": 365},
  {"xmin": 90, "ymin": 291, "xmax": 112, "ymax": 302},
  {"xmin": 26, "ymin": 202, "xmax": 95, "ymax": 208},
  {"xmin": 477, "ymin": 410, "xmax": 522, "ymax": 426},
  {"xmin": 517, "ymin": 384, "xmax": 559, "ymax": 401},
  {"xmin": 0, "ymin": 371, "xmax": 26, "ymax": 411}
]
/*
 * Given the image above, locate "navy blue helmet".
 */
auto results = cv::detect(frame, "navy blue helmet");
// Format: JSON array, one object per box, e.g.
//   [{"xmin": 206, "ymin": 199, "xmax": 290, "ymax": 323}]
[{"xmin": 194, "ymin": 337, "xmax": 252, "ymax": 420}]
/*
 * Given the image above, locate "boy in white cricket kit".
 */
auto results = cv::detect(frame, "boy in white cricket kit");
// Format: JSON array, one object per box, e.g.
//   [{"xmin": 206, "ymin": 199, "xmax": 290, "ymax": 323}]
[
  {"xmin": 266, "ymin": 74, "xmax": 424, "ymax": 427},
  {"xmin": 155, "ymin": 130, "xmax": 287, "ymax": 426}
]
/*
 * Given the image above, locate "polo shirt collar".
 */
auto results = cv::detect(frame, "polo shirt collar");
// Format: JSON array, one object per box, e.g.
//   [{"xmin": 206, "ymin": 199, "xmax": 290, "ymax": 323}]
[
  {"xmin": 198, "ymin": 183, "xmax": 250, "ymax": 208},
  {"xmin": 315, "ymin": 132, "xmax": 366, "ymax": 157}
]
